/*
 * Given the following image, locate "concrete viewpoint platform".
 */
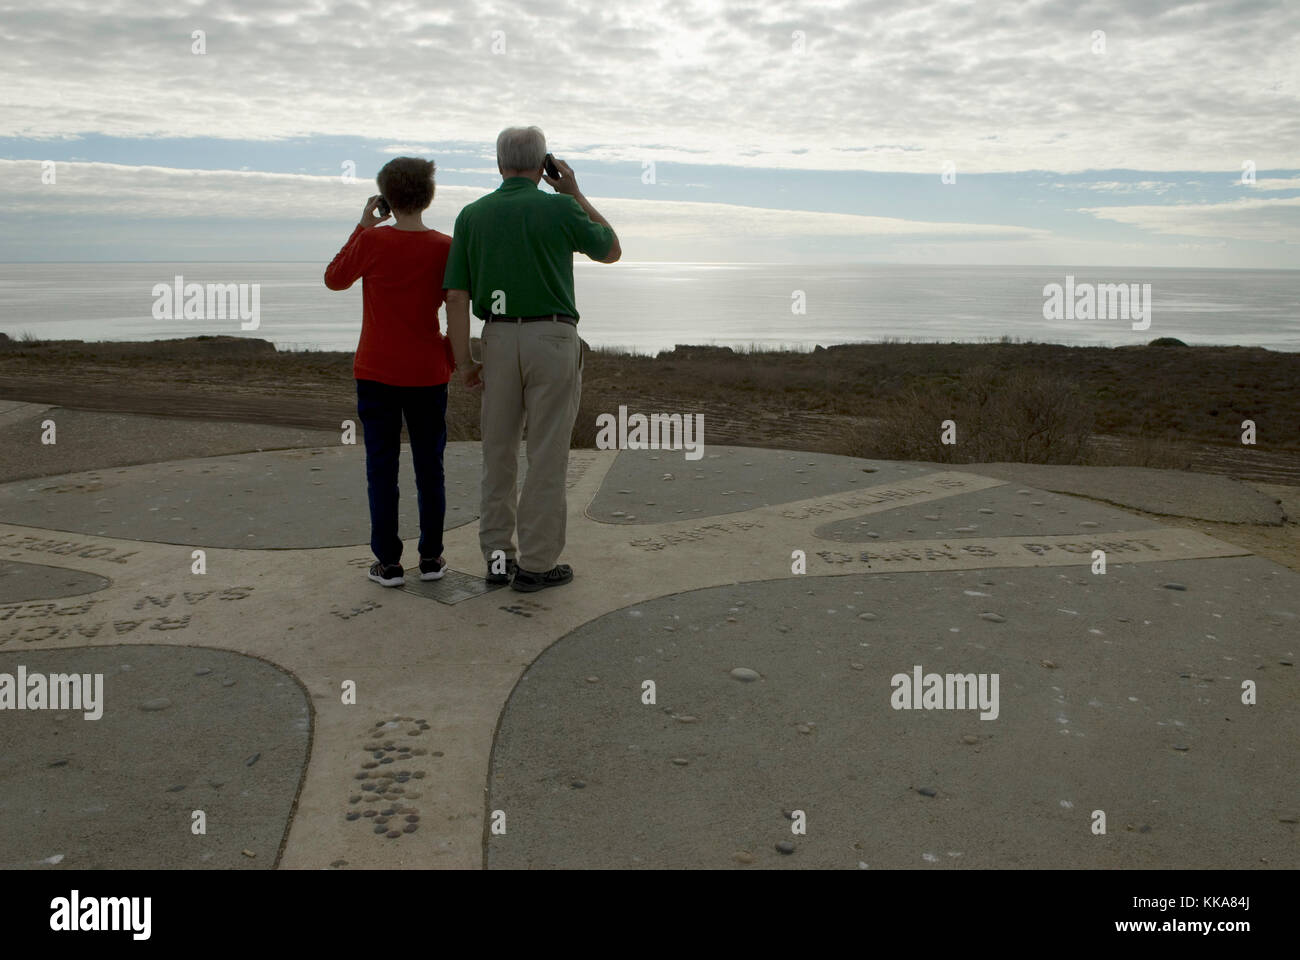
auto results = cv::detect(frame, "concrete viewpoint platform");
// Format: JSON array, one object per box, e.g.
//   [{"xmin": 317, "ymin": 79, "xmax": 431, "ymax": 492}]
[
  {"xmin": 1, "ymin": 410, "xmax": 1296, "ymax": 870},
  {"xmin": 0, "ymin": 644, "xmax": 309, "ymax": 869},
  {"xmin": 0, "ymin": 442, "xmax": 531, "ymax": 548}
]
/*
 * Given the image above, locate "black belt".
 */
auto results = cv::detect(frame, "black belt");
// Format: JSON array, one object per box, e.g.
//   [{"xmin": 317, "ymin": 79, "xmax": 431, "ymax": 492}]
[{"xmin": 483, "ymin": 313, "xmax": 577, "ymax": 326}]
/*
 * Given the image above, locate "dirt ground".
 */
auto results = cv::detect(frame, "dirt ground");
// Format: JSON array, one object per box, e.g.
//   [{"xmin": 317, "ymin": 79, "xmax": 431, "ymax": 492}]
[{"xmin": 1, "ymin": 335, "xmax": 1296, "ymax": 570}]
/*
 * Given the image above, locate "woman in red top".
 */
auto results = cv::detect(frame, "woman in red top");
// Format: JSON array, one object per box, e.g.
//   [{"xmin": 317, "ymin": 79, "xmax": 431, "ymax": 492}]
[{"xmin": 324, "ymin": 157, "xmax": 454, "ymax": 587}]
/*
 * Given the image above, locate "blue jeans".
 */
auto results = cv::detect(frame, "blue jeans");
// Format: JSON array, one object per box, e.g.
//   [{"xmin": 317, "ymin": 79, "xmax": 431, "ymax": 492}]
[{"xmin": 356, "ymin": 379, "xmax": 448, "ymax": 566}]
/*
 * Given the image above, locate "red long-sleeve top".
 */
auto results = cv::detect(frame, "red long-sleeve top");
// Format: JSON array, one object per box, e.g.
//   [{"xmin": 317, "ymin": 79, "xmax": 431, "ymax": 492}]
[{"xmin": 324, "ymin": 224, "xmax": 454, "ymax": 386}]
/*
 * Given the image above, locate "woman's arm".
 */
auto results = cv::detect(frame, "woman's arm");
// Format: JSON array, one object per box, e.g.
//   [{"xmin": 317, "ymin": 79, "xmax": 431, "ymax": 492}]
[
  {"xmin": 323, "ymin": 226, "xmax": 367, "ymax": 290},
  {"xmin": 324, "ymin": 196, "xmax": 387, "ymax": 290}
]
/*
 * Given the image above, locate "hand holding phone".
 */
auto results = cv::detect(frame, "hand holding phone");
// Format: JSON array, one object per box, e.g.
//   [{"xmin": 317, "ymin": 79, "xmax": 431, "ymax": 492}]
[
  {"xmin": 542, "ymin": 154, "xmax": 579, "ymax": 196},
  {"xmin": 360, "ymin": 194, "xmax": 391, "ymax": 229}
]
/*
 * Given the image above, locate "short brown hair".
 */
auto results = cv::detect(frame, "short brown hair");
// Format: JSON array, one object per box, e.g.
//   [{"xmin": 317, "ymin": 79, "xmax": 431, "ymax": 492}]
[{"xmin": 377, "ymin": 157, "xmax": 435, "ymax": 215}]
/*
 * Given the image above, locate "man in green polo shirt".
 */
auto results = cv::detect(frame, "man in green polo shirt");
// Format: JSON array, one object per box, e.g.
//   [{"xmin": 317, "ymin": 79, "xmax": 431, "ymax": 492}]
[{"xmin": 444, "ymin": 125, "xmax": 620, "ymax": 592}]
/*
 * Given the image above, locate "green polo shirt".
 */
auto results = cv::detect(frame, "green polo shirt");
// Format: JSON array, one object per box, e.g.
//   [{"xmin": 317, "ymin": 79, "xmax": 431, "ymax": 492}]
[{"xmin": 443, "ymin": 177, "xmax": 614, "ymax": 321}]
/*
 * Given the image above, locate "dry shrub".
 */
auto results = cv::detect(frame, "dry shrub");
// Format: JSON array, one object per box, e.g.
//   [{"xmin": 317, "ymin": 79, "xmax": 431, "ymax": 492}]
[
  {"xmin": 845, "ymin": 366, "xmax": 1093, "ymax": 464},
  {"xmin": 443, "ymin": 390, "xmax": 479, "ymax": 442},
  {"xmin": 570, "ymin": 385, "xmax": 605, "ymax": 448}
]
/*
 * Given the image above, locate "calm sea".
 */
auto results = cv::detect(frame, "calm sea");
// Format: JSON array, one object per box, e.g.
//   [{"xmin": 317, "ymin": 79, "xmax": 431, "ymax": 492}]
[{"xmin": 1, "ymin": 262, "xmax": 1297, "ymax": 353}]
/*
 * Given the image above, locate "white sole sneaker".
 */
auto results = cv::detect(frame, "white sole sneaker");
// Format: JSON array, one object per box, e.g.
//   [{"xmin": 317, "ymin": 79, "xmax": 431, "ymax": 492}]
[
  {"xmin": 368, "ymin": 563, "xmax": 405, "ymax": 587},
  {"xmin": 419, "ymin": 558, "xmax": 447, "ymax": 581}
]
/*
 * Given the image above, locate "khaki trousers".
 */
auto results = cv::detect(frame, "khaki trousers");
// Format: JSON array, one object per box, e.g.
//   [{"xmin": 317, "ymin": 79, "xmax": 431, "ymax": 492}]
[{"xmin": 479, "ymin": 319, "xmax": 582, "ymax": 573}]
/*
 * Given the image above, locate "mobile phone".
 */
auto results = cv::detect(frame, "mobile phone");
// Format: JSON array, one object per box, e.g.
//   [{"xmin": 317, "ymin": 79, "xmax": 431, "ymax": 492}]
[
  {"xmin": 375, "ymin": 196, "xmax": 391, "ymax": 218},
  {"xmin": 544, "ymin": 154, "xmax": 560, "ymax": 179}
]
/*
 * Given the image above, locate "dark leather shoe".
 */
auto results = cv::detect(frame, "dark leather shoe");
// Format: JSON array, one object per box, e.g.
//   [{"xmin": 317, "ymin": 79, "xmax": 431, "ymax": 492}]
[{"xmin": 511, "ymin": 564, "xmax": 574, "ymax": 592}]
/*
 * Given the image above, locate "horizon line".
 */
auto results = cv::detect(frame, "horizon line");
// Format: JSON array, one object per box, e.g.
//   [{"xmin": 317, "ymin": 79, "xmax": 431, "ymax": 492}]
[{"xmin": 1, "ymin": 260, "xmax": 1297, "ymax": 272}]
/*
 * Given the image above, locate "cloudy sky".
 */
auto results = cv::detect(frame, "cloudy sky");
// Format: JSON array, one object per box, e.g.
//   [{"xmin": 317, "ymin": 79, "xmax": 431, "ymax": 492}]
[{"xmin": 1, "ymin": 0, "xmax": 1298, "ymax": 265}]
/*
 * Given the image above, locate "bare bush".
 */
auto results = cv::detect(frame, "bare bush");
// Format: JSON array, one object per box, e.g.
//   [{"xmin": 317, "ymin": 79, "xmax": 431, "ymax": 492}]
[
  {"xmin": 845, "ymin": 366, "xmax": 1094, "ymax": 464},
  {"xmin": 570, "ymin": 385, "xmax": 605, "ymax": 448}
]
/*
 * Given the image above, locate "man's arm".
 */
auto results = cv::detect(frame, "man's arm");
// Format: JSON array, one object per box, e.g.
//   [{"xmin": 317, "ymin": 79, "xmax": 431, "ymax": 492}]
[
  {"xmin": 543, "ymin": 158, "xmax": 621, "ymax": 264},
  {"xmin": 445, "ymin": 289, "xmax": 482, "ymax": 388},
  {"xmin": 442, "ymin": 210, "xmax": 483, "ymax": 388},
  {"xmin": 572, "ymin": 192, "xmax": 621, "ymax": 263}
]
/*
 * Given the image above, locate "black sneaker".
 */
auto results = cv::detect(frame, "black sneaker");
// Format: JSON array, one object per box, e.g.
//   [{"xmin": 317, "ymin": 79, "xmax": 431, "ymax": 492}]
[
  {"xmin": 486, "ymin": 557, "xmax": 518, "ymax": 585},
  {"xmin": 368, "ymin": 561, "xmax": 404, "ymax": 587},
  {"xmin": 511, "ymin": 564, "xmax": 573, "ymax": 593},
  {"xmin": 419, "ymin": 556, "xmax": 448, "ymax": 581}
]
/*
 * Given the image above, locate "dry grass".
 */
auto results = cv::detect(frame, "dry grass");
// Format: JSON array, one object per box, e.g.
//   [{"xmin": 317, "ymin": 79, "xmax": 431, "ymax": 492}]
[
  {"xmin": 843, "ymin": 366, "xmax": 1093, "ymax": 464},
  {"xmin": 1, "ymin": 336, "xmax": 1296, "ymax": 482}
]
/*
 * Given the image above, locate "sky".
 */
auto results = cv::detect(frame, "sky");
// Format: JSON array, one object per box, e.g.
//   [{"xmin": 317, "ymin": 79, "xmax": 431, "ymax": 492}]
[{"xmin": 1, "ymin": 0, "xmax": 1298, "ymax": 266}]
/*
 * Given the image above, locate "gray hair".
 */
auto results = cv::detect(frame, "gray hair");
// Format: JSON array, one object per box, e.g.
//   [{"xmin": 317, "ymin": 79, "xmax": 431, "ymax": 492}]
[{"xmin": 496, "ymin": 126, "xmax": 547, "ymax": 172}]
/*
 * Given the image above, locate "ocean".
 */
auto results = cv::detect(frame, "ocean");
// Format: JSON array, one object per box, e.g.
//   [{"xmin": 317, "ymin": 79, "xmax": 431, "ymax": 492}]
[{"xmin": 1, "ymin": 262, "xmax": 1297, "ymax": 354}]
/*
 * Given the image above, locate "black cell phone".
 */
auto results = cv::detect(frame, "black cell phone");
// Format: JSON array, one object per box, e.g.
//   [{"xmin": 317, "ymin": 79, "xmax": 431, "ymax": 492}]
[
  {"xmin": 375, "ymin": 196, "xmax": 391, "ymax": 217},
  {"xmin": 544, "ymin": 154, "xmax": 559, "ymax": 179}
]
